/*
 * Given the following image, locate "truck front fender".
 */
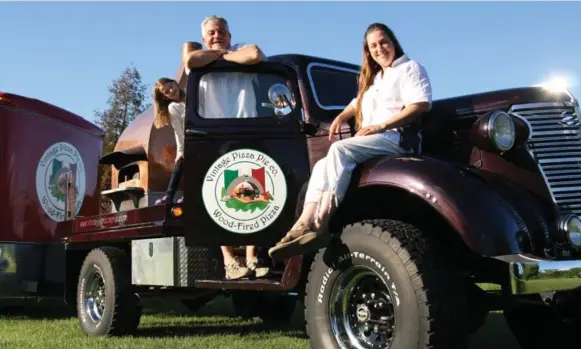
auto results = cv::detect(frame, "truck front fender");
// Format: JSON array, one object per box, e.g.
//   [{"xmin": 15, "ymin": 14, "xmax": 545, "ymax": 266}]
[{"xmin": 356, "ymin": 156, "xmax": 528, "ymax": 257}]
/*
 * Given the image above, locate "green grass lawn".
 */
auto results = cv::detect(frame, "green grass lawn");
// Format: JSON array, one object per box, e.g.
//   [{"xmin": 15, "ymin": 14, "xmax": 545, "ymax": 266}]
[
  {"xmin": 521, "ymin": 278, "xmax": 581, "ymax": 293},
  {"xmin": 0, "ymin": 296, "xmax": 521, "ymax": 349},
  {"xmin": 479, "ymin": 279, "xmax": 581, "ymax": 294}
]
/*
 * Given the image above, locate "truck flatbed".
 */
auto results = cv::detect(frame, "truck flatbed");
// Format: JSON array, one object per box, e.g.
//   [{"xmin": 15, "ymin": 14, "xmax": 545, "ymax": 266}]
[{"xmin": 62, "ymin": 204, "xmax": 179, "ymax": 244}]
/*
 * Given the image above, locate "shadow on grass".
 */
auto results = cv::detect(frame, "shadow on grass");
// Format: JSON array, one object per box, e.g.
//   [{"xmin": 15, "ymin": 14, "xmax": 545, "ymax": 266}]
[
  {"xmin": 137, "ymin": 306, "xmax": 518, "ymax": 344},
  {"xmin": 141, "ymin": 296, "xmax": 234, "ymax": 317},
  {"xmin": 0, "ymin": 298, "xmax": 76, "ymax": 320},
  {"xmin": 0, "ymin": 297, "xmax": 519, "ymax": 347},
  {"xmin": 136, "ymin": 320, "xmax": 308, "ymax": 339},
  {"xmin": 139, "ymin": 295, "xmax": 308, "ymax": 339}
]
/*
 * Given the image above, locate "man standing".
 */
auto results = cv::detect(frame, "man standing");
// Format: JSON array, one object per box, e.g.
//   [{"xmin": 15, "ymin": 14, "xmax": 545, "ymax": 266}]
[
  {"xmin": 183, "ymin": 15, "xmax": 264, "ymax": 70},
  {"xmin": 182, "ymin": 15, "xmax": 265, "ymax": 119},
  {"xmin": 181, "ymin": 15, "xmax": 269, "ymax": 280}
]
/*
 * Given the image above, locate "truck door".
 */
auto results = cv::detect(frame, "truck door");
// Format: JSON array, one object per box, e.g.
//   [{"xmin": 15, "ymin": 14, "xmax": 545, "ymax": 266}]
[{"xmin": 182, "ymin": 61, "xmax": 311, "ymax": 248}]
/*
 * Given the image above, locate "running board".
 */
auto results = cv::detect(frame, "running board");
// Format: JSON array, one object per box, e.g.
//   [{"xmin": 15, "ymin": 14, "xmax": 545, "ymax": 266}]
[
  {"xmin": 130, "ymin": 236, "xmax": 304, "ymax": 291},
  {"xmin": 194, "ymin": 255, "xmax": 304, "ymax": 291},
  {"xmin": 194, "ymin": 278, "xmax": 286, "ymax": 291}
]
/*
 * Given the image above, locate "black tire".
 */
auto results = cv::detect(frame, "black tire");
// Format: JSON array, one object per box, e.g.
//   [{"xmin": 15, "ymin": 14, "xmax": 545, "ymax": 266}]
[
  {"xmin": 232, "ymin": 291, "xmax": 297, "ymax": 326},
  {"xmin": 304, "ymin": 219, "xmax": 469, "ymax": 349},
  {"xmin": 504, "ymin": 302, "xmax": 581, "ymax": 349},
  {"xmin": 77, "ymin": 247, "xmax": 142, "ymax": 337},
  {"xmin": 181, "ymin": 290, "xmax": 219, "ymax": 314},
  {"xmin": 464, "ymin": 281, "xmax": 489, "ymax": 334},
  {"xmin": 258, "ymin": 294, "xmax": 297, "ymax": 326}
]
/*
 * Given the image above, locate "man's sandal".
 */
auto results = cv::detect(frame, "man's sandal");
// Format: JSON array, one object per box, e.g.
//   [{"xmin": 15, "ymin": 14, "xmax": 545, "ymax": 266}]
[{"xmin": 268, "ymin": 228, "xmax": 331, "ymax": 261}]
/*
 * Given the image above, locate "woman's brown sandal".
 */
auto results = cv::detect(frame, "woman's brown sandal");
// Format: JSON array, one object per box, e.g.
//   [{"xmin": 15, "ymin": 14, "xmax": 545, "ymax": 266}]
[
  {"xmin": 276, "ymin": 228, "xmax": 310, "ymax": 245},
  {"xmin": 268, "ymin": 228, "xmax": 314, "ymax": 259},
  {"xmin": 268, "ymin": 227, "xmax": 331, "ymax": 261}
]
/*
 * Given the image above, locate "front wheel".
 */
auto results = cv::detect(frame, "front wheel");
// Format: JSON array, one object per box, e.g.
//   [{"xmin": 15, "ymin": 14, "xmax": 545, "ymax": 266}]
[
  {"xmin": 304, "ymin": 219, "xmax": 469, "ymax": 349},
  {"xmin": 77, "ymin": 247, "xmax": 142, "ymax": 336}
]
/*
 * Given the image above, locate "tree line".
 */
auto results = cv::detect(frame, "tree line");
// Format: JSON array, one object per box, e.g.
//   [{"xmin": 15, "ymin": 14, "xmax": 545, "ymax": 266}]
[{"xmin": 522, "ymin": 264, "xmax": 581, "ymax": 280}]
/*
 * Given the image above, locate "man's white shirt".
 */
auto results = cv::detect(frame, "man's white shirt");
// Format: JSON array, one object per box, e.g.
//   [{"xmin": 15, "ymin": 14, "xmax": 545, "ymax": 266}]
[{"xmin": 186, "ymin": 43, "xmax": 259, "ymax": 119}]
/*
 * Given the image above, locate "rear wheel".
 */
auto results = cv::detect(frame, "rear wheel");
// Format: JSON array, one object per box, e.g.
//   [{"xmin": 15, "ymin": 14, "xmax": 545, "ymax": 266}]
[
  {"xmin": 77, "ymin": 247, "xmax": 142, "ymax": 336},
  {"xmin": 304, "ymin": 219, "xmax": 469, "ymax": 349}
]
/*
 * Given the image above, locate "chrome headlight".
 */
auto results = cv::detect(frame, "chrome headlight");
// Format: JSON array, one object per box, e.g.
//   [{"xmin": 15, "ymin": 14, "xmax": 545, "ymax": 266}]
[
  {"xmin": 488, "ymin": 111, "xmax": 516, "ymax": 152},
  {"xmin": 558, "ymin": 214, "xmax": 581, "ymax": 249}
]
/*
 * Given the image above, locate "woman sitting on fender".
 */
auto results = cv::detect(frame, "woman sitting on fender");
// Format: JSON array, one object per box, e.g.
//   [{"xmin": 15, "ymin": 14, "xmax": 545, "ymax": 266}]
[{"xmin": 268, "ymin": 22, "xmax": 433, "ymax": 260}]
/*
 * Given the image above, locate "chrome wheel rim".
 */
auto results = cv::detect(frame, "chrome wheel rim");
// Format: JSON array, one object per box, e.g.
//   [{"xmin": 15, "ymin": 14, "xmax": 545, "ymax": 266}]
[
  {"xmin": 84, "ymin": 266, "xmax": 106, "ymax": 323},
  {"xmin": 330, "ymin": 266, "xmax": 396, "ymax": 349}
]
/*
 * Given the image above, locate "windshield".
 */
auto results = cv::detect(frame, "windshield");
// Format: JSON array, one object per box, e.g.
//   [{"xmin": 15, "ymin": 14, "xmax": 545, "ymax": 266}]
[{"xmin": 197, "ymin": 71, "xmax": 294, "ymax": 119}]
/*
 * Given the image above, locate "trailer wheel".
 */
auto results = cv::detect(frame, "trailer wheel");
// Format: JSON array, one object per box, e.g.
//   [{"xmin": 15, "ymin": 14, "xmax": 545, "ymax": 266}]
[
  {"xmin": 304, "ymin": 219, "xmax": 469, "ymax": 349},
  {"xmin": 77, "ymin": 247, "xmax": 142, "ymax": 337}
]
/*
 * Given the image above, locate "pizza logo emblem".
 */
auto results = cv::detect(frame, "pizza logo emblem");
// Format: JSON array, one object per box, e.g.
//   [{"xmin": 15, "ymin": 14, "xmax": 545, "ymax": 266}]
[
  {"xmin": 36, "ymin": 142, "xmax": 86, "ymax": 221},
  {"xmin": 202, "ymin": 149, "xmax": 287, "ymax": 234}
]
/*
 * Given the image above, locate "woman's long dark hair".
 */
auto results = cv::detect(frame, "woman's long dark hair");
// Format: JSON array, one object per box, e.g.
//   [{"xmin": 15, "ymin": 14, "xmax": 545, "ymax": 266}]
[
  {"xmin": 354, "ymin": 23, "xmax": 405, "ymax": 130},
  {"xmin": 152, "ymin": 77, "xmax": 186, "ymax": 129}
]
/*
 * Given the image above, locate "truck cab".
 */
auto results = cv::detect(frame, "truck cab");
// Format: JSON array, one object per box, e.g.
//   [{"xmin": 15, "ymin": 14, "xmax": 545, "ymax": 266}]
[
  {"xmin": 181, "ymin": 55, "xmax": 359, "ymax": 249},
  {"xmin": 37, "ymin": 53, "xmax": 581, "ymax": 349}
]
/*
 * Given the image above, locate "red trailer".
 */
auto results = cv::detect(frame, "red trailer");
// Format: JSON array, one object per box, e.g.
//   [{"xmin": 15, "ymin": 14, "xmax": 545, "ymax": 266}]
[
  {"xmin": 0, "ymin": 91, "xmax": 103, "ymax": 298},
  {"xmin": 3, "ymin": 54, "xmax": 581, "ymax": 349}
]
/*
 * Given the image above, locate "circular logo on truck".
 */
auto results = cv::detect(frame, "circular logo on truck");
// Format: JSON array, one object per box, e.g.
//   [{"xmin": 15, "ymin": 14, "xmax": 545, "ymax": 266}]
[
  {"xmin": 36, "ymin": 142, "xmax": 86, "ymax": 222},
  {"xmin": 202, "ymin": 149, "xmax": 287, "ymax": 234}
]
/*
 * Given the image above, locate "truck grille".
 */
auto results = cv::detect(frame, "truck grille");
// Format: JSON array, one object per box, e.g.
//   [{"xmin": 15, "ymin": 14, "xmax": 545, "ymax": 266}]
[{"xmin": 510, "ymin": 101, "xmax": 581, "ymax": 215}]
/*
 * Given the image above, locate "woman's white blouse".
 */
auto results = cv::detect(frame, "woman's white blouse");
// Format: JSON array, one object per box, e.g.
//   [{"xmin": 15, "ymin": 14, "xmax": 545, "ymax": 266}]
[
  {"xmin": 349, "ymin": 54, "xmax": 432, "ymax": 144},
  {"xmin": 168, "ymin": 102, "xmax": 186, "ymax": 159}
]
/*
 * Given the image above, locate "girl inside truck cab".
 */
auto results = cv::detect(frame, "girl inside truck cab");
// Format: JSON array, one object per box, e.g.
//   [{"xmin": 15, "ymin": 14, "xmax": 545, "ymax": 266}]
[
  {"xmin": 152, "ymin": 77, "xmax": 186, "ymax": 205},
  {"xmin": 268, "ymin": 22, "xmax": 433, "ymax": 260}
]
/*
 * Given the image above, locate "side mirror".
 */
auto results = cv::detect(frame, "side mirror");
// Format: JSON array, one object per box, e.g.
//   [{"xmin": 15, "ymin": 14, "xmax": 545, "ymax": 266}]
[{"xmin": 267, "ymin": 83, "xmax": 294, "ymax": 117}]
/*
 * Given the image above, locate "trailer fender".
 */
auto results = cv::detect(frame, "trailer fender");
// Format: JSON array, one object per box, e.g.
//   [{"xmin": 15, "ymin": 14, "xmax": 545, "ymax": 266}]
[{"xmin": 356, "ymin": 156, "xmax": 528, "ymax": 257}]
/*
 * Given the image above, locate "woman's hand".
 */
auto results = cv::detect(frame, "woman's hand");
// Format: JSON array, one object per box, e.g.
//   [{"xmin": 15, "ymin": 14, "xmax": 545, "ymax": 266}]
[
  {"xmin": 355, "ymin": 124, "xmax": 385, "ymax": 137},
  {"xmin": 328, "ymin": 104, "xmax": 356, "ymax": 142},
  {"xmin": 328, "ymin": 116, "xmax": 344, "ymax": 142}
]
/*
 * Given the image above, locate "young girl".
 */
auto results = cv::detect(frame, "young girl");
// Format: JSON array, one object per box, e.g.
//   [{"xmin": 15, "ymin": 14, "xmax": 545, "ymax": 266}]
[{"xmin": 152, "ymin": 77, "xmax": 186, "ymax": 205}]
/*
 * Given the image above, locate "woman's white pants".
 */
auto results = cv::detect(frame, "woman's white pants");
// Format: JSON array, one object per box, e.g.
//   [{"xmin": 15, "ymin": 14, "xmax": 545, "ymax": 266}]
[{"xmin": 304, "ymin": 133, "xmax": 409, "ymax": 206}]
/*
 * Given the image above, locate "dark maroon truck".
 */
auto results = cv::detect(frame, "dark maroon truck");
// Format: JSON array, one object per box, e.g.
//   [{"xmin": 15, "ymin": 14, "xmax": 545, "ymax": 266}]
[{"xmin": 2, "ymin": 54, "xmax": 581, "ymax": 349}]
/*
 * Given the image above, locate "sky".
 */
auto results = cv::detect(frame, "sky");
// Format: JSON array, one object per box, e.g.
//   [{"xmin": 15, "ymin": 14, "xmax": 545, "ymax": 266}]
[{"xmin": 1, "ymin": 1, "xmax": 580, "ymax": 124}]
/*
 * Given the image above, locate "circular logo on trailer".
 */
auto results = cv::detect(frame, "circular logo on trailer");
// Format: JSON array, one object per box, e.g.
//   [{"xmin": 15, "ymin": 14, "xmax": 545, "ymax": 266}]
[
  {"xmin": 202, "ymin": 149, "xmax": 287, "ymax": 234},
  {"xmin": 35, "ymin": 142, "xmax": 86, "ymax": 222}
]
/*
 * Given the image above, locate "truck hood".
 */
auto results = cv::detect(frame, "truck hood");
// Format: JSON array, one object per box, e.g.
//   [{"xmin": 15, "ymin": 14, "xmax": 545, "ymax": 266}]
[{"xmin": 428, "ymin": 86, "xmax": 576, "ymax": 121}]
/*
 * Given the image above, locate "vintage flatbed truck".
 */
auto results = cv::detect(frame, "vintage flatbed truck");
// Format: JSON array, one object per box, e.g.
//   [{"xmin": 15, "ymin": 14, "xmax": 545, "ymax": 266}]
[{"xmin": 2, "ymin": 53, "xmax": 581, "ymax": 349}]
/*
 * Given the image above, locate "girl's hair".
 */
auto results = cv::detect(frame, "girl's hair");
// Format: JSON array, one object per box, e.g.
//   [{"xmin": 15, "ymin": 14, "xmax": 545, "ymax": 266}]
[
  {"xmin": 153, "ymin": 77, "xmax": 185, "ymax": 129},
  {"xmin": 354, "ymin": 23, "xmax": 404, "ymax": 130}
]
